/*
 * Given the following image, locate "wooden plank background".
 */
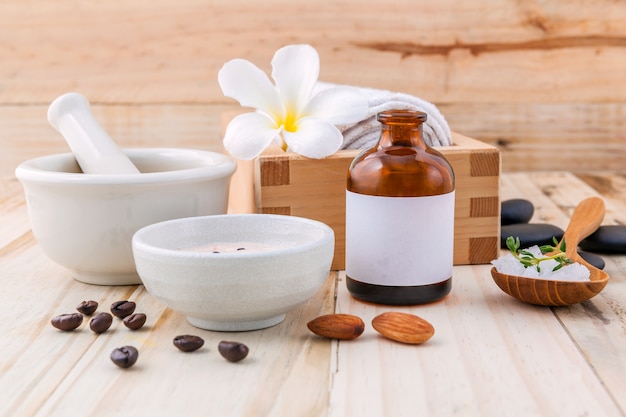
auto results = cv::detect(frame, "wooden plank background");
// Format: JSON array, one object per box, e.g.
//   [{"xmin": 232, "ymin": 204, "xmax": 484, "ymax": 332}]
[{"xmin": 1, "ymin": 0, "xmax": 625, "ymax": 174}]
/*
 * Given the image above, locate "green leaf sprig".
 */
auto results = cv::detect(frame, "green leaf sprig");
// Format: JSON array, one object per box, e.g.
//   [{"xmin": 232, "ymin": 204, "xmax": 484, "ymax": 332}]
[{"xmin": 505, "ymin": 236, "xmax": 574, "ymax": 273}]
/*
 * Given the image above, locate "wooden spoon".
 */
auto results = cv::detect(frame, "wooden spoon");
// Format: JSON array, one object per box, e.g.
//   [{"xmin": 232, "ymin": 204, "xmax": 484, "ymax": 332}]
[{"xmin": 491, "ymin": 196, "xmax": 609, "ymax": 306}]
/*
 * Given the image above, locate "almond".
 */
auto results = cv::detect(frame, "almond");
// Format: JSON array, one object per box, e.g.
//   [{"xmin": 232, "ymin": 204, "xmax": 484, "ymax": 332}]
[
  {"xmin": 307, "ymin": 314, "xmax": 365, "ymax": 340},
  {"xmin": 372, "ymin": 312, "xmax": 434, "ymax": 344}
]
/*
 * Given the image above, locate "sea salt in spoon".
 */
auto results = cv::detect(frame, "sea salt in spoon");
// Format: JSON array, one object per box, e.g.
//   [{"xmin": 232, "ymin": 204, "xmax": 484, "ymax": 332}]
[
  {"xmin": 47, "ymin": 92, "xmax": 140, "ymax": 174},
  {"xmin": 491, "ymin": 196, "xmax": 609, "ymax": 306}
]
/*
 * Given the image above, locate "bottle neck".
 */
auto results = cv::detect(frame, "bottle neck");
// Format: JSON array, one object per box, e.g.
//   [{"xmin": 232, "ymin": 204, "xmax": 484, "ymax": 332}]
[
  {"xmin": 375, "ymin": 110, "xmax": 428, "ymax": 149},
  {"xmin": 378, "ymin": 123, "xmax": 426, "ymax": 149}
]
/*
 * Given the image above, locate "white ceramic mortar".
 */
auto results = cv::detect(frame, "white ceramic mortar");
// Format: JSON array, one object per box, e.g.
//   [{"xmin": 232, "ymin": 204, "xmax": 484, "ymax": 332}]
[{"xmin": 15, "ymin": 148, "xmax": 236, "ymax": 285}]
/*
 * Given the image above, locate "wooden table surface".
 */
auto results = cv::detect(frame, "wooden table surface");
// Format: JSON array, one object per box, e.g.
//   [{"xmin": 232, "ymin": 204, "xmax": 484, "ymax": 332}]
[{"xmin": 1, "ymin": 168, "xmax": 625, "ymax": 417}]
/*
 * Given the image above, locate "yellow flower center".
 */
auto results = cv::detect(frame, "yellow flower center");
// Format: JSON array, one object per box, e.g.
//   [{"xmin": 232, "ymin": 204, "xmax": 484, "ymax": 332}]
[{"xmin": 278, "ymin": 108, "xmax": 298, "ymax": 133}]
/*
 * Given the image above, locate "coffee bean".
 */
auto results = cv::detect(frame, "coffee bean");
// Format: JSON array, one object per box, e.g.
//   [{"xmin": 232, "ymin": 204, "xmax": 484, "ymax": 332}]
[
  {"xmin": 51, "ymin": 313, "xmax": 83, "ymax": 331},
  {"xmin": 89, "ymin": 312, "xmax": 113, "ymax": 334},
  {"xmin": 110, "ymin": 346, "xmax": 139, "ymax": 368},
  {"xmin": 123, "ymin": 313, "xmax": 147, "ymax": 330},
  {"xmin": 173, "ymin": 335, "xmax": 205, "ymax": 352},
  {"xmin": 110, "ymin": 300, "xmax": 136, "ymax": 318},
  {"xmin": 218, "ymin": 340, "xmax": 249, "ymax": 362},
  {"xmin": 76, "ymin": 300, "xmax": 98, "ymax": 315}
]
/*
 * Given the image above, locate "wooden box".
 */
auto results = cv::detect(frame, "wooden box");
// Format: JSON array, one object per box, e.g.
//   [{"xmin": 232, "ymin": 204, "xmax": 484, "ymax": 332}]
[{"xmin": 228, "ymin": 132, "xmax": 501, "ymax": 270}]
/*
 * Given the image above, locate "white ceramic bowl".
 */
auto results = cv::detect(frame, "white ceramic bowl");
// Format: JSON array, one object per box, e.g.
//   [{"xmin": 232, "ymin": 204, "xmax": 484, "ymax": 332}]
[
  {"xmin": 132, "ymin": 214, "xmax": 335, "ymax": 331},
  {"xmin": 15, "ymin": 148, "xmax": 236, "ymax": 285}
]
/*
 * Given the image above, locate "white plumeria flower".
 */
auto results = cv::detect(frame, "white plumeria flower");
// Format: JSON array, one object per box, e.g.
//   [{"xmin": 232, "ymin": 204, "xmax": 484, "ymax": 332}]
[{"xmin": 218, "ymin": 44, "xmax": 369, "ymax": 159}]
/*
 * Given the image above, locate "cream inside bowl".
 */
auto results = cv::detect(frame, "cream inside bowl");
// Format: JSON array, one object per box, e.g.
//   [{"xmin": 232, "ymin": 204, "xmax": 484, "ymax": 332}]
[
  {"xmin": 15, "ymin": 148, "xmax": 236, "ymax": 285},
  {"xmin": 132, "ymin": 214, "xmax": 335, "ymax": 331}
]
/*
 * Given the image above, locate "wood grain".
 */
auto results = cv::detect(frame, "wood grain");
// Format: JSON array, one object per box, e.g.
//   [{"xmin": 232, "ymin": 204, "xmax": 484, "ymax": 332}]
[
  {"xmin": 500, "ymin": 172, "xmax": 626, "ymax": 413},
  {"xmin": 2, "ymin": 170, "xmax": 626, "ymax": 416},
  {"xmin": 0, "ymin": 238, "xmax": 336, "ymax": 416},
  {"xmin": 1, "ymin": 0, "xmax": 625, "ymax": 103},
  {"xmin": 2, "ymin": 102, "xmax": 624, "ymax": 175},
  {"xmin": 1, "ymin": 0, "xmax": 626, "ymax": 172},
  {"xmin": 332, "ymin": 271, "xmax": 621, "ymax": 417}
]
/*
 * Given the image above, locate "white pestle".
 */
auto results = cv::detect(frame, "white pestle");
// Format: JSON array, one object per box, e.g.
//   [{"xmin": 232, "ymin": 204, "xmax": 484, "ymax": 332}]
[{"xmin": 47, "ymin": 93, "xmax": 141, "ymax": 174}]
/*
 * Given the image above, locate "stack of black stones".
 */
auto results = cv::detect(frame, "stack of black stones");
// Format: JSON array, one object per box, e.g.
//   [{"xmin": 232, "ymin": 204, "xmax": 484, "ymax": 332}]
[{"xmin": 500, "ymin": 198, "xmax": 626, "ymax": 270}]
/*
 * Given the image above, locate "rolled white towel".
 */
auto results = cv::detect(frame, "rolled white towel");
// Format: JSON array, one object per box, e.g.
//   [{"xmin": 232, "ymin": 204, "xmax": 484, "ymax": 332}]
[{"xmin": 316, "ymin": 82, "xmax": 452, "ymax": 149}]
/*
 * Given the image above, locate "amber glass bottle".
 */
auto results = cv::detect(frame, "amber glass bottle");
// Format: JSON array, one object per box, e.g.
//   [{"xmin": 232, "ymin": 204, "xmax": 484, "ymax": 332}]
[{"xmin": 345, "ymin": 110, "xmax": 455, "ymax": 305}]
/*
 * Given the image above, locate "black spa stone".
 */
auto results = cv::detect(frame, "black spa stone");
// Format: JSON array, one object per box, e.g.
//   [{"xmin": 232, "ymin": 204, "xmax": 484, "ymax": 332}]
[
  {"xmin": 501, "ymin": 198, "xmax": 535, "ymax": 225},
  {"xmin": 578, "ymin": 251, "xmax": 606, "ymax": 270},
  {"xmin": 579, "ymin": 225, "xmax": 626, "ymax": 254},
  {"xmin": 501, "ymin": 223, "xmax": 564, "ymax": 249}
]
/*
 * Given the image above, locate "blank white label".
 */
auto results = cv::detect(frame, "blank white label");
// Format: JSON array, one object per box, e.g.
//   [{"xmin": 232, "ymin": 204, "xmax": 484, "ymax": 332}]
[{"xmin": 346, "ymin": 191, "xmax": 454, "ymax": 286}]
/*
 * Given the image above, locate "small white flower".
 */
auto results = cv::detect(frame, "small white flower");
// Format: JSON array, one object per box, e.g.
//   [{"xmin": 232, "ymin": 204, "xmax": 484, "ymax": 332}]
[{"xmin": 218, "ymin": 44, "xmax": 369, "ymax": 159}]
